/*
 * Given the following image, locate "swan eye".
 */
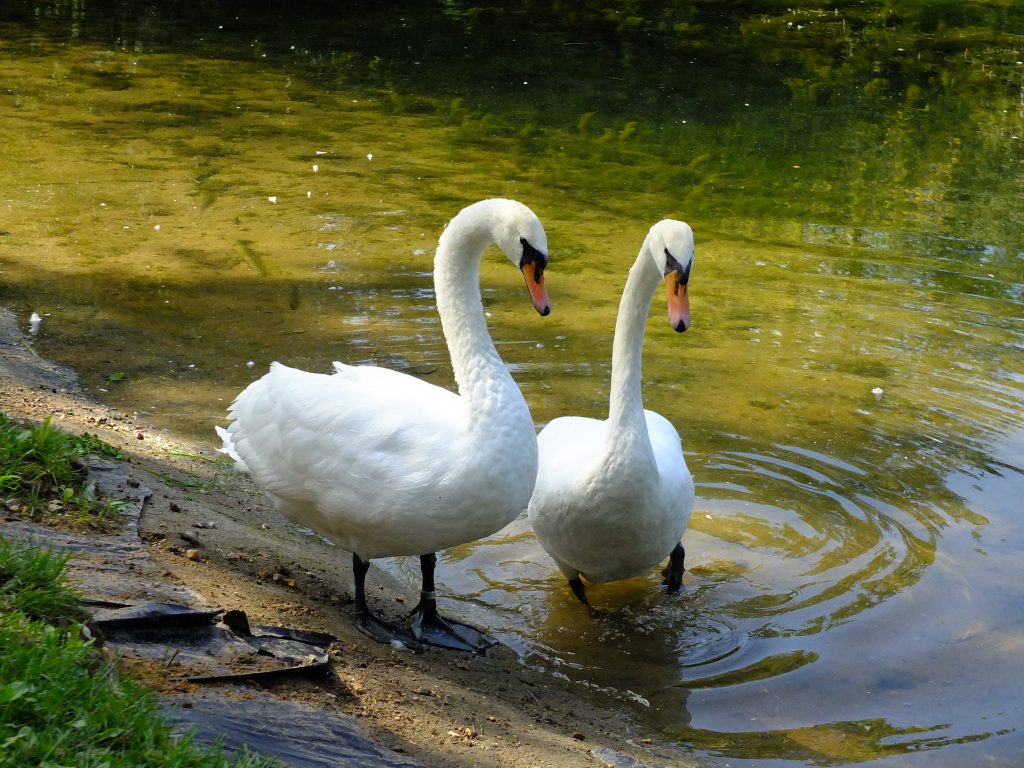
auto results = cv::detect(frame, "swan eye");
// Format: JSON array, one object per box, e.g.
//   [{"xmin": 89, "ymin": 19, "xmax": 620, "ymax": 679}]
[
  {"xmin": 519, "ymin": 237, "xmax": 548, "ymax": 281},
  {"xmin": 664, "ymin": 248, "xmax": 691, "ymax": 285}
]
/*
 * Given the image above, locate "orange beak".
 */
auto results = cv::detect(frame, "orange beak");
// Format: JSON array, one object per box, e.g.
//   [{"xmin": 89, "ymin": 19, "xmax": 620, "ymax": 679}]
[
  {"xmin": 666, "ymin": 271, "xmax": 690, "ymax": 332},
  {"xmin": 521, "ymin": 261, "xmax": 551, "ymax": 316}
]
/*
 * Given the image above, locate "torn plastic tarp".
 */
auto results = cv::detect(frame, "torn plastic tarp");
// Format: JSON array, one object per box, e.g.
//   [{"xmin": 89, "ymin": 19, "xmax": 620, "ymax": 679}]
[{"xmin": 90, "ymin": 601, "xmax": 333, "ymax": 683}]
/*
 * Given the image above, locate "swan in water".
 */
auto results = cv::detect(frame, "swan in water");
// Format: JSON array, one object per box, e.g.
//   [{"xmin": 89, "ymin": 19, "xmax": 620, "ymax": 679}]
[
  {"xmin": 527, "ymin": 219, "xmax": 694, "ymax": 607},
  {"xmin": 217, "ymin": 199, "xmax": 551, "ymax": 652}
]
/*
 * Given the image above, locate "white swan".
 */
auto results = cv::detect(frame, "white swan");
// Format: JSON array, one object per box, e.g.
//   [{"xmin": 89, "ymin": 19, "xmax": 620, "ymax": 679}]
[
  {"xmin": 217, "ymin": 199, "xmax": 551, "ymax": 652},
  {"xmin": 527, "ymin": 219, "xmax": 694, "ymax": 607}
]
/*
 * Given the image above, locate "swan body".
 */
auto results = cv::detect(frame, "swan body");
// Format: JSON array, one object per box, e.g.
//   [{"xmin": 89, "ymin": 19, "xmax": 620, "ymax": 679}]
[
  {"xmin": 219, "ymin": 358, "xmax": 530, "ymax": 559},
  {"xmin": 528, "ymin": 219, "xmax": 694, "ymax": 603},
  {"xmin": 218, "ymin": 198, "xmax": 551, "ymax": 650}
]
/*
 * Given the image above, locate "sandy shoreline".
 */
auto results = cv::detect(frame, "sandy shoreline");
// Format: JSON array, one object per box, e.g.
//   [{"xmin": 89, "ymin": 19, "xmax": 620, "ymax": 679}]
[{"xmin": 0, "ymin": 306, "xmax": 705, "ymax": 768}]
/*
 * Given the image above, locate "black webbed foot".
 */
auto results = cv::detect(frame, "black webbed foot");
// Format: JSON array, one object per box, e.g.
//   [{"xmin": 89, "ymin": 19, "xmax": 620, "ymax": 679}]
[
  {"xmin": 410, "ymin": 595, "xmax": 496, "ymax": 654},
  {"xmin": 409, "ymin": 553, "xmax": 496, "ymax": 653},
  {"xmin": 356, "ymin": 611, "xmax": 424, "ymax": 652}
]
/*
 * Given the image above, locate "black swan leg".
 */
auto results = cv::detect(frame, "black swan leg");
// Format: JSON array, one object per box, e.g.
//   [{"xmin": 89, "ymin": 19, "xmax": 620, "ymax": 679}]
[
  {"xmin": 409, "ymin": 553, "xmax": 496, "ymax": 654},
  {"xmin": 568, "ymin": 575, "xmax": 608, "ymax": 618},
  {"xmin": 352, "ymin": 552, "xmax": 423, "ymax": 651},
  {"xmin": 661, "ymin": 541, "xmax": 686, "ymax": 593},
  {"xmin": 568, "ymin": 576, "xmax": 592, "ymax": 608}
]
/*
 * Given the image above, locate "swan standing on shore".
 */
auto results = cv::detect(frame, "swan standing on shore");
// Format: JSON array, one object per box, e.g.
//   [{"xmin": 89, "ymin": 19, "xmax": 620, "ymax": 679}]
[
  {"xmin": 528, "ymin": 219, "xmax": 694, "ymax": 607},
  {"xmin": 218, "ymin": 199, "xmax": 551, "ymax": 652}
]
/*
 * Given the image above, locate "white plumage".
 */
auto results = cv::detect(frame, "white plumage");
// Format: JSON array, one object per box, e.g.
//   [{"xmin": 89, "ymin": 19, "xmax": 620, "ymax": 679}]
[
  {"xmin": 218, "ymin": 198, "xmax": 551, "ymax": 651},
  {"xmin": 528, "ymin": 219, "xmax": 695, "ymax": 605}
]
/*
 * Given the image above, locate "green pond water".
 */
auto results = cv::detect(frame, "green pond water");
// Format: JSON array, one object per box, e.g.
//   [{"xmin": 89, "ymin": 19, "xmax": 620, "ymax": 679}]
[{"xmin": 1, "ymin": 2, "xmax": 1023, "ymax": 765}]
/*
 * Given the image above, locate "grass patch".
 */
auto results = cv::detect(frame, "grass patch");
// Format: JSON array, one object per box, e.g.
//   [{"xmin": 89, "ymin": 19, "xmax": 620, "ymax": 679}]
[
  {"xmin": 0, "ymin": 415, "xmax": 274, "ymax": 766},
  {"xmin": 0, "ymin": 537, "xmax": 275, "ymax": 768},
  {"xmin": 0, "ymin": 413, "xmax": 128, "ymax": 530},
  {"xmin": 0, "ymin": 536, "xmax": 85, "ymax": 625}
]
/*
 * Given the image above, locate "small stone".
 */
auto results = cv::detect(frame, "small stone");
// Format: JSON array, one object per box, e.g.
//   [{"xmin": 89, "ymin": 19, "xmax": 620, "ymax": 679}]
[
  {"xmin": 571, "ymin": 731, "xmax": 585, "ymax": 740},
  {"xmin": 462, "ymin": 727, "xmax": 477, "ymax": 739},
  {"xmin": 272, "ymin": 572, "xmax": 296, "ymax": 588},
  {"xmin": 185, "ymin": 549, "xmax": 201, "ymax": 561},
  {"xmin": 179, "ymin": 531, "xmax": 200, "ymax": 546},
  {"xmin": 414, "ymin": 686, "xmax": 433, "ymax": 697},
  {"xmin": 136, "ymin": 431, "xmax": 145, "ymax": 440},
  {"xmin": 169, "ymin": 502, "xmax": 181, "ymax": 512}
]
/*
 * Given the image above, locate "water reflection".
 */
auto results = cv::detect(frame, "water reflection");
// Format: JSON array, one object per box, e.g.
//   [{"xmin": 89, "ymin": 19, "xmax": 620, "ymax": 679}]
[
  {"xmin": 2, "ymin": 2, "xmax": 1023, "ymax": 765},
  {"xmin": 675, "ymin": 717, "xmax": 1006, "ymax": 766},
  {"xmin": 424, "ymin": 438, "xmax": 936, "ymax": 683}
]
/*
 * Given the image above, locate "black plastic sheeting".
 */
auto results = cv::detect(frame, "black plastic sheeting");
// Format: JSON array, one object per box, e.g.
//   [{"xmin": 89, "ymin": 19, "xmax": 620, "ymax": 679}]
[
  {"xmin": 163, "ymin": 689, "xmax": 423, "ymax": 768},
  {"xmin": 91, "ymin": 601, "xmax": 224, "ymax": 631},
  {"xmin": 89, "ymin": 601, "xmax": 334, "ymax": 684}
]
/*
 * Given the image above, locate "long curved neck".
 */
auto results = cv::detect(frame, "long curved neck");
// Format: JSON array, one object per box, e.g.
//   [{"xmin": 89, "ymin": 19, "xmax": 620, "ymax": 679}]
[
  {"xmin": 605, "ymin": 244, "xmax": 660, "ymax": 453},
  {"xmin": 434, "ymin": 205, "xmax": 519, "ymax": 417}
]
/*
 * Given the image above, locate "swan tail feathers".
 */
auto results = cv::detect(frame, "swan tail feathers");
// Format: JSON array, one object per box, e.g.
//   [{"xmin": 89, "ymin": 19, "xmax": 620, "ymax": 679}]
[{"xmin": 215, "ymin": 425, "xmax": 250, "ymax": 473}]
